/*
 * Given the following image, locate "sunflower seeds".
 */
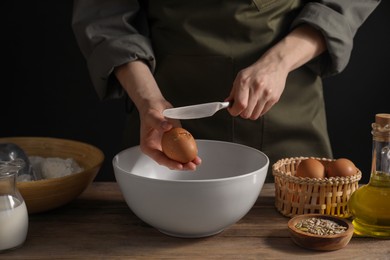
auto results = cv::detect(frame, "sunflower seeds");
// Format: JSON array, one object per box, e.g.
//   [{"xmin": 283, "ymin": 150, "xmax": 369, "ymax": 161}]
[{"xmin": 295, "ymin": 217, "xmax": 347, "ymax": 236}]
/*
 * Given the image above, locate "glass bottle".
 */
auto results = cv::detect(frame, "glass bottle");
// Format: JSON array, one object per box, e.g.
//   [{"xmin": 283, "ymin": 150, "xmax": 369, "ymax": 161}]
[
  {"xmin": 0, "ymin": 159, "xmax": 29, "ymax": 251},
  {"xmin": 348, "ymin": 113, "xmax": 390, "ymax": 238}
]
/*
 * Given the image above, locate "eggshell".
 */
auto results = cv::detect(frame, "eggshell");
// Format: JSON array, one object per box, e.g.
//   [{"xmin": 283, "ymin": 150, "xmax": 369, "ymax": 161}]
[
  {"xmin": 326, "ymin": 158, "xmax": 357, "ymax": 178},
  {"xmin": 296, "ymin": 158, "xmax": 325, "ymax": 179},
  {"xmin": 161, "ymin": 127, "xmax": 198, "ymax": 163}
]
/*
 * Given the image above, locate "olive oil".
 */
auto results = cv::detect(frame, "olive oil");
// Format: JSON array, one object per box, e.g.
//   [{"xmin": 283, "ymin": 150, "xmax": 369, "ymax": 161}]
[
  {"xmin": 348, "ymin": 114, "xmax": 390, "ymax": 238},
  {"xmin": 348, "ymin": 172, "xmax": 390, "ymax": 237}
]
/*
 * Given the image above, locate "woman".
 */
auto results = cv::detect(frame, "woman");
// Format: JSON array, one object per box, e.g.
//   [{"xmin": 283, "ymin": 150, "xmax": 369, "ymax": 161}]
[{"xmin": 72, "ymin": 0, "xmax": 380, "ymax": 181}]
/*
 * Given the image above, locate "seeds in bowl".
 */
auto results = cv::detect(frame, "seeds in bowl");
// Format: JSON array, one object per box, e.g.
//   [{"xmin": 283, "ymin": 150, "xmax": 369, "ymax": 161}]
[{"xmin": 295, "ymin": 217, "xmax": 347, "ymax": 236}]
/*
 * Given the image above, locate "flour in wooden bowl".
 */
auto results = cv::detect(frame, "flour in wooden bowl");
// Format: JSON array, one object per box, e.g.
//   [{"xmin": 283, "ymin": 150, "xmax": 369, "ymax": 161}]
[{"xmin": 28, "ymin": 156, "xmax": 84, "ymax": 180}]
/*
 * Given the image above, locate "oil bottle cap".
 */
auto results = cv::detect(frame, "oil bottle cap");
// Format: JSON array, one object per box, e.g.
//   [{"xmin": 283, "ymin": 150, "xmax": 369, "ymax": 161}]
[{"xmin": 376, "ymin": 113, "xmax": 390, "ymax": 127}]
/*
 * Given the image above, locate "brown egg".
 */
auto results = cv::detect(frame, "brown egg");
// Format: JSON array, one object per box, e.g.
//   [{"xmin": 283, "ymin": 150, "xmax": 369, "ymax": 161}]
[
  {"xmin": 326, "ymin": 158, "xmax": 357, "ymax": 178},
  {"xmin": 295, "ymin": 158, "xmax": 325, "ymax": 179},
  {"xmin": 161, "ymin": 127, "xmax": 198, "ymax": 163}
]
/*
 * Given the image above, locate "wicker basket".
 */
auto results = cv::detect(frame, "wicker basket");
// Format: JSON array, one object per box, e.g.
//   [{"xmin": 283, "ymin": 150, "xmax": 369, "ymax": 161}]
[{"xmin": 272, "ymin": 157, "xmax": 362, "ymax": 218}]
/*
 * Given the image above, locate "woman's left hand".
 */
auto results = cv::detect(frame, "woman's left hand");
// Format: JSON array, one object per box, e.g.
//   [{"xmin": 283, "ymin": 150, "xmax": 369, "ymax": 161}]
[
  {"xmin": 226, "ymin": 24, "xmax": 327, "ymax": 120},
  {"xmin": 226, "ymin": 55, "xmax": 288, "ymax": 120}
]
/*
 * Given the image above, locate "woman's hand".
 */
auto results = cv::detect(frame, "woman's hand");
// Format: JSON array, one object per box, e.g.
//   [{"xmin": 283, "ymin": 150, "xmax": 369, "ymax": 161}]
[
  {"xmin": 138, "ymin": 101, "xmax": 202, "ymax": 171},
  {"xmin": 227, "ymin": 24, "xmax": 327, "ymax": 119},
  {"xmin": 115, "ymin": 61, "xmax": 201, "ymax": 171},
  {"xmin": 227, "ymin": 56, "xmax": 288, "ymax": 119}
]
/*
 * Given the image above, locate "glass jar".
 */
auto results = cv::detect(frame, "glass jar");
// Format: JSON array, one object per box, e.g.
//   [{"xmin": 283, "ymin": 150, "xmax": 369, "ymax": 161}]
[
  {"xmin": 348, "ymin": 113, "xmax": 390, "ymax": 238},
  {"xmin": 0, "ymin": 159, "xmax": 29, "ymax": 251}
]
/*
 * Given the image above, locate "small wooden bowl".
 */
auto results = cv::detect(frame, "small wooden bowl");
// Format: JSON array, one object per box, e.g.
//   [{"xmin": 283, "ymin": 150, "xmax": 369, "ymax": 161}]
[
  {"xmin": 0, "ymin": 137, "xmax": 104, "ymax": 214},
  {"xmin": 288, "ymin": 214, "xmax": 353, "ymax": 251}
]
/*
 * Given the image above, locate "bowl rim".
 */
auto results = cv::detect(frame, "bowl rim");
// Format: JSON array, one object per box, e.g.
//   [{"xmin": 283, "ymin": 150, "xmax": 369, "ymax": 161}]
[
  {"xmin": 288, "ymin": 213, "xmax": 354, "ymax": 239},
  {"xmin": 113, "ymin": 139, "xmax": 269, "ymax": 184}
]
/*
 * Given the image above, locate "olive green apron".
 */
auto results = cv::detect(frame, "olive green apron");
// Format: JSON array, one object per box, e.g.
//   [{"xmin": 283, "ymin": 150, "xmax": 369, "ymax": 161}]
[{"xmin": 124, "ymin": 0, "xmax": 333, "ymax": 182}]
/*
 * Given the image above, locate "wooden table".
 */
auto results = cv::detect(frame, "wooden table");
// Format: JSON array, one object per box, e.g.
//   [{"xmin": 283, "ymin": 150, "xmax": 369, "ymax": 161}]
[{"xmin": 2, "ymin": 182, "xmax": 389, "ymax": 259}]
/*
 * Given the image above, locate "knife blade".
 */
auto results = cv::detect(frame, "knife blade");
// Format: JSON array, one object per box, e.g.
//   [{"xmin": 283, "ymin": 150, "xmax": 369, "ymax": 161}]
[{"xmin": 163, "ymin": 102, "xmax": 230, "ymax": 119}]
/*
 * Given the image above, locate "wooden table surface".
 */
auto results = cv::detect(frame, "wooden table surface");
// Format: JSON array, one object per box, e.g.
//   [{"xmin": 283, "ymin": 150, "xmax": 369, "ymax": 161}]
[{"xmin": 2, "ymin": 182, "xmax": 389, "ymax": 259}]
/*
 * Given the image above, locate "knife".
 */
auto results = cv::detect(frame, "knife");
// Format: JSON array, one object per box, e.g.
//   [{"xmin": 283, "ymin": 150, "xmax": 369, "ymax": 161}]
[{"xmin": 163, "ymin": 101, "xmax": 230, "ymax": 119}]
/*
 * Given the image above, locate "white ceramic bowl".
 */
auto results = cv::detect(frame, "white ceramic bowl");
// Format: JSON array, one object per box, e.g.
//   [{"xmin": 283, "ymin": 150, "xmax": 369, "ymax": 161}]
[{"xmin": 113, "ymin": 140, "xmax": 269, "ymax": 238}]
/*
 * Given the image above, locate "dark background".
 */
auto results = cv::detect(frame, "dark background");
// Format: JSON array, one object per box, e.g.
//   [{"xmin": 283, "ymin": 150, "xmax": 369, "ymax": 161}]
[{"xmin": 2, "ymin": 1, "xmax": 389, "ymax": 183}]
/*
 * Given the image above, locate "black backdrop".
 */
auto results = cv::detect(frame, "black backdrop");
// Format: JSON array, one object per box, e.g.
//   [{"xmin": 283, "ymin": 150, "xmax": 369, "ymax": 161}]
[{"xmin": 2, "ymin": 1, "xmax": 389, "ymax": 183}]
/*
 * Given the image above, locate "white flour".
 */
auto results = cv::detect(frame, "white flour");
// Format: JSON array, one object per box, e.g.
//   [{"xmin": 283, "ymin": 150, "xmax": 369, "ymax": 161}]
[{"xmin": 28, "ymin": 156, "xmax": 83, "ymax": 180}]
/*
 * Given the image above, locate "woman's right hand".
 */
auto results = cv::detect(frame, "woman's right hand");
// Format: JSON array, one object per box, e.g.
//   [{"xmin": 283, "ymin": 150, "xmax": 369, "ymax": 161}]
[
  {"xmin": 115, "ymin": 61, "xmax": 201, "ymax": 171},
  {"xmin": 138, "ymin": 100, "xmax": 201, "ymax": 171}
]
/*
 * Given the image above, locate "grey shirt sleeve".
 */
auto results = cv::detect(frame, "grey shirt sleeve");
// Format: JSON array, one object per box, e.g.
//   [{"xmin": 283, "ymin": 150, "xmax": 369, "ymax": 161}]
[
  {"xmin": 292, "ymin": 0, "xmax": 381, "ymax": 77},
  {"xmin": 72, "ymin": 0, "xmax": 155, "ymax": 100}
]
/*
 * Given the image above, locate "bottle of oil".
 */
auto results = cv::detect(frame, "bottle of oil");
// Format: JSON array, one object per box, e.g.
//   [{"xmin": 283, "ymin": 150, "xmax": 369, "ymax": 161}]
[{"xmin": 348, "ymin": 113, "xmax": 390, "ymax": 238}]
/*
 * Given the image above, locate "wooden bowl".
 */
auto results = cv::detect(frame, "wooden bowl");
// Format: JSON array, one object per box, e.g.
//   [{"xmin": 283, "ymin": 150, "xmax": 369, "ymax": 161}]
[
  {"xmin": 288, "ymin": 214, "xmax": 354, "ymax": 251},
  {"xmin": 0, "ymin": 137, "xmax": 104, "ymax": 214}
]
